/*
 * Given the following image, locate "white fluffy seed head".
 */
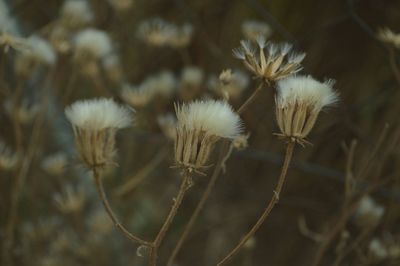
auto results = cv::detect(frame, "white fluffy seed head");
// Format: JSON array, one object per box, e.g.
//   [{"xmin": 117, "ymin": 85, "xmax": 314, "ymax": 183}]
[
  {"xmin": 60, "ymin": 0, "xmax": 94, "ymax": 27},
  {"xmin": 73, "ymin": 29, "xmax": 112, "ymax": 59},
  {"xmin": 65, "ymin": 98, "xmax": 133, "ymax": 130},
  {"xmin": 276, "ymin": 75, "xmax": 339, "ymax": 111},
  {"xmin": 175, "ymin": 100, "xmax": 242, "ymax": 139},
  {"xmin": 26, "ymin": 35, "xmax": 57, "ymax": 65}
]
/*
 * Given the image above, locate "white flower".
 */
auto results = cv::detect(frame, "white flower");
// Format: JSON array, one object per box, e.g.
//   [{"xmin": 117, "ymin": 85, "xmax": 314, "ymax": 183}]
[
  {"xmin": 65, "ymin": 98, "xmax": 132, "ymax": 130},
  {"xmin": 73, "ymin": 28, "xmax": 112, "ymax": 59},
  {"xmin": 175, "ymin": 99, "xmax": 242, "ymax": 139},
  {"xmin": 60, "ymin": 0, "xmax": 94, "ymax": 28},
  {"xmin": 276, "ymin": 75, "xmax": 338, "ymax": 112}
]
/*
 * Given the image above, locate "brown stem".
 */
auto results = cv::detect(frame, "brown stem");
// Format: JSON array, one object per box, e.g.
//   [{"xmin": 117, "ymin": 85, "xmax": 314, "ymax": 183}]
[
  {"xmin": 92, "ymin": 168, "xmax": 151, "ymax": 246},
  {"xmin": 149, "ymin": 171, "xmax": 192, "ymax": 266},
  {"xmin": 237, "ymin": 83, "xmax": 263, "ymax": 115},
  {"xmin": 166, "ymin": 83, "xmax": 265, "ymax": 265},
  {"xmin": 216, "ymin": 140, "xmax": 295, "ymax": 265}
]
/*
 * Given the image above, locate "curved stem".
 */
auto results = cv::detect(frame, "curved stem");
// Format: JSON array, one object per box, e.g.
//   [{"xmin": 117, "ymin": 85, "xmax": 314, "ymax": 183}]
[
  {"xmin": 166, "ymin": 83, "xmax": 265, "ymax": 265},
  {"xmin": 149, "ymin": 171, "xmax": 192, "ymax": 266},
  {"xmin": 92, "ymin": 168, "xmax": 151, "ymax": 246},
  {"xmin": 237, "ymin": 83, "xmax": 263, "ymax": 115},
  {"xmin": 216, "ymin": 141, "xmax": 295, "ymax": 266}
]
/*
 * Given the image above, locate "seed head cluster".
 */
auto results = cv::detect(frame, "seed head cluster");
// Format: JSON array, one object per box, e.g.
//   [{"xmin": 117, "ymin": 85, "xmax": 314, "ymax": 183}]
[
  {"xmin": 174, "ymin": 99, "xmax": 242, "ymax": 171},
  {"xmin": 233, "ymin": 36, "xmax": 305, "ymax": 83},
  {"xmin": 274, "ymin": 75, "xmax": 338, "ymax": 144},
  {"xmin": 65, "ymin": 98, "xmax": 132, "ymax": 169}
]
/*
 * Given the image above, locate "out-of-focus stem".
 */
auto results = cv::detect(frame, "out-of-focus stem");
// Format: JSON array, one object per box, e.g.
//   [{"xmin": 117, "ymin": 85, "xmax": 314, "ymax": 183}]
[
  {"xmin": 113, "ymin": 145, "xmax": 169, "ymax": 197},
  {"xmin": 2, "ymin": 72, "xmax": 52, "ymax": 266},
  {"xmin": 216, "ymin": 140, "xmax": 295, "ymax": 265}
]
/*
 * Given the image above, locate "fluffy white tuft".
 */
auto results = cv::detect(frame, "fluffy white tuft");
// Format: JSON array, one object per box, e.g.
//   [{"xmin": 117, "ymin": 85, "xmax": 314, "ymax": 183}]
[
  {"xmin": 74, "ymin": 29, "xmax": 112, "ymax": 58},
  {"xmin": 61, "ymin": 0, "xmax": 94, "ymax": 24},
  {"xmin": 26, "ymin": 35, "xmax": 57, "ymax": 65},
  {"xmin": 175, "ymin": 99, "xmax": 242, "ymax": 139},
  {"xmin": 276, "ymin": 75, "xmax": 339, "ymax": 111},
  {"xmin": 65, "ymin": 98, "xmax": 133, "ymax": 130}
]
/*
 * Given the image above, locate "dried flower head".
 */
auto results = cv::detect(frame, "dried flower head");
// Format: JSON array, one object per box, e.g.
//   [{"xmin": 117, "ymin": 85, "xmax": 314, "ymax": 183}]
[
  {"xmin": 73, "ymin": 28, "xmax": 112, "ymax": 59},
  {"xmin": 121, "ymin": 84, "xmax": 154, "ymax": 108},
  {"xmin": 65, "ymin": 98, "xmax": 133, "ymax": 169},
  {"xmin": 137, "ymin": 18, "xmax": 193, "ymax": 48},
  {"xmin": 233, "ymin": 37, "xmax": 305, "ymax": 83},
  {"xmin": 0, "ymin": 141, "xmax": 19, "ymax": 170},
  {"xmin": 121, "ymin": 71, "xmax": 177, "ymax": 108},
  {"xmin": 169, "ymin": 23, "xmax": 194, "ymax": 49},
  {"xmin": 174, "ymin": 100, "xmax": 242, "ymax": 171},
  {"xmin": 354, "ymin": 196, "xmax": 384, "ymax": 228},
  {"xmin": 275, "ymin": 75, "xmax": 338, "ymax": 144},
  {"xmin": 41, "ymin": 152, "xmax": 68, "ymax": 176},
  {"xmin": 232, "ymin": 133, "xmax": 250, "ymax": 150},
  {"xmin": 241, "ymin": 20, "xmax": 272, "ymax": 42},
  {"xmin": 209, "ymin": 69, "xmax": 249, "ymax": 100},
  {"xmin": 54, "ymin": 184, "xmax": 86, "ymax": 213},
  {"xmin": 15, "ymin": 35, "xmax": 56, "ymax": 76},
  {"xmin": 157, "ymin": 113, "xmax": 177, "ymax": 140},
  {"xmin": 378, "ymin": 27, "xmax": 400, "ymax": 49},
  {"xmin": 60, "ymin": 0, "xmax": 94, "ymax": 29},
  {"xmin": 49, "ymin": 26, "xmax": 72, "ymax": 54}
]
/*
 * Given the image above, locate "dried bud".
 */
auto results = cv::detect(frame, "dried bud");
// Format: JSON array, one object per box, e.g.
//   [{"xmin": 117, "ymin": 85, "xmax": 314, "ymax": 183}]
[
  {"xmin": 275, "ymin": 75, "xmax": 338, "ymax": 145},
  {"xmin": 174, "ymin": 100, "xmax": 242, "ymax": 171},
  {"xmin": 65, "ymin": 98, "xmax": 133, "ymax": 170}
]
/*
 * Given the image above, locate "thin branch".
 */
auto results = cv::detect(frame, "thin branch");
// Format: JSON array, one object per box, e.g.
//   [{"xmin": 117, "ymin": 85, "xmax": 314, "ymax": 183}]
[
  {"xmin": 149, "ymin": 171, "xmax": 192, "ymax": 266},
  {"xmin": 216, "ymin": 140, "xmax": 295, "ymax": 265},
  {"xmin": 92, "ymin": 168, "xmax": 152, "ymax": 246},
  {"xmin": 166, "ymin": 83, "xmax": 265, "ymax": 265}
]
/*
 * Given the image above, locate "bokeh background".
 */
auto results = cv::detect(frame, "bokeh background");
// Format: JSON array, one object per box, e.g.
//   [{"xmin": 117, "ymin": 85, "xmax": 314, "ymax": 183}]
[{"xmin": 1, "ymin": 0, "xmax": 400, "ymax": 265}]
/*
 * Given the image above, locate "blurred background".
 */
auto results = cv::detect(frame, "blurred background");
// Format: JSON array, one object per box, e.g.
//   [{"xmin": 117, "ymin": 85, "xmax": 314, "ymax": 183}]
[{"xmin": 1, "ymin": 0, "xmax": 400, "ymax": 265}]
